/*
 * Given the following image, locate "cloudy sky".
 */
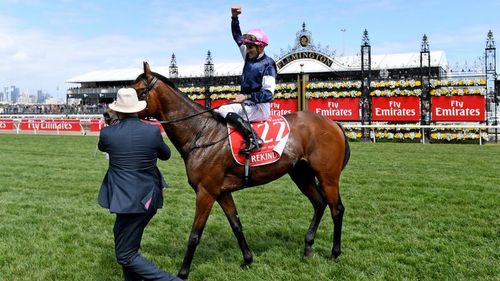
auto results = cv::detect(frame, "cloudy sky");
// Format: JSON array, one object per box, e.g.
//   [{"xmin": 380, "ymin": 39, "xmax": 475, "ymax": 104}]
[{"xmin": 0, "ymin": 0, "xmax": 499, "ymax": 99}]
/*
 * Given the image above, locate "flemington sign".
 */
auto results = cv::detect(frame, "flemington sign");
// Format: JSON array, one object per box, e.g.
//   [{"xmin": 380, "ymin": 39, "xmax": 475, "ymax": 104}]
[{"xmin": 276, "ymin": 51, "xmax": 334, "ymax": 70}]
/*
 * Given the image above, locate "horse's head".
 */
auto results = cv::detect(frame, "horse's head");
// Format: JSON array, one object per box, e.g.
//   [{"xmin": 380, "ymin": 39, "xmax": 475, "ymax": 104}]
[
  {"xmin": 103, "ymin": 61, "xmax": 162, "ymax": 125},
  {"xmin": 130, "ymin": 61, "xmax": 163, "ymax": 119}
]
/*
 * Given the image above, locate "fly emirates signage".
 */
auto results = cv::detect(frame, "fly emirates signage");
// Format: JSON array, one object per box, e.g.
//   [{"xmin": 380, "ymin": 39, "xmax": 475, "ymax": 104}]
[
  {"xmin": 271, "ymin": 99, "xmax": 298, "ymax": 116},
  {"xmin": 0, "ymin": 119, "xmax": 14, "ymax": 130},
  {"xmin": 308, "ymin": 98, "xmax": 360, "ymax": 121},
  {"xmin": 20, "ymin": 119, "xmax": 81, "ymax": 132},
  {"xmin": 372, "ymin": 96, "xmax": 420, "ymax": 121},
  {"xmin": 432, "ymin": 95, "xmax": 484, "ymax": 121}
]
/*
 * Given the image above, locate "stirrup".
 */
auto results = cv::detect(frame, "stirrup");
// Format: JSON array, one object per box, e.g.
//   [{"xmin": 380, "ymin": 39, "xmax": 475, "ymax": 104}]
[
  {"xmin": 254, "ymin": 138, "xmax": 263, "ymax": 150},
  {"xmin": 240, "ymin": 143, "xmax": 256, "ymax": 154},
  {"xmin": 239, "ymin": 138, "xmax": 260, "ymax": 154}
]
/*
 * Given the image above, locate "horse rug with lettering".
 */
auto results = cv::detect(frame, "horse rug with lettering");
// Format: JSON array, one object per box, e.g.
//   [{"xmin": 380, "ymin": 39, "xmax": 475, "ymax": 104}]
[{"xmin": 228, "ymin": 115, "xmax": 290, "ymax": 166}]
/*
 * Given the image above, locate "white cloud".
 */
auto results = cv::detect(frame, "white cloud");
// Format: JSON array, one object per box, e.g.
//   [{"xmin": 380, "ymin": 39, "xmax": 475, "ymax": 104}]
[
  {"xmin": 0, "ymin": 0, "xmax": 498, "ymax": 98},
  {"xmin": 0, "ymin": 16, "xmax": 183, "ymax": 95}
]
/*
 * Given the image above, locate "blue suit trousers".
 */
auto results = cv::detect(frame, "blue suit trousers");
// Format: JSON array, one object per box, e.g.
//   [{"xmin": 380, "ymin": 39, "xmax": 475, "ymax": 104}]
[{"xmin": 113, "ymin": 208, "xmax": 180, "ymax": 281}]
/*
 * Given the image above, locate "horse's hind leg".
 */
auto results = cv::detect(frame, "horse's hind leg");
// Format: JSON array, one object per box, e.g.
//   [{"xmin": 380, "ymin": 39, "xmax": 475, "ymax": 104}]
[
  {"xmin": 217, "ymin": 193, "xmax": 253, "ymax": 266},
  {"xmin": 316, "ymin": 172, "xmax": 344, "ymax": 260},
  {"xmin": 289, "ymin": 161, "xmax": 327, "ymax": 257}
]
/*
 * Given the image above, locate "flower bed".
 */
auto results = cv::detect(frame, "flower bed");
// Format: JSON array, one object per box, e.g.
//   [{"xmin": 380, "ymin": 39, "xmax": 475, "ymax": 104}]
[
  {"xmin": 430, "ymin": 87, "xmax": 486, "ymax": 96},
  {"xmin": 430, "ymin": 79, "xmax": 486, "ymax": 87},
  {"xmin": 371, "ymin": 129, "xmax": 422, "ymax": 142},
  {"xmin": 429, "ymin": 127, "xmax": 488, "ymax": 143},
  {"xmin": 429, "ymin": 78, "xmax": 487, "ymax": 97},
  {"xmin": 306, "ymin": 90, "xmax": 361, "ymax": 98},
  {"xmin": 370, "ymin": 79, "xmax": 421, "ymax": 89},
  {"xmin": 344, "ymin": 129, "xmax": 363, "ymax": 141}
]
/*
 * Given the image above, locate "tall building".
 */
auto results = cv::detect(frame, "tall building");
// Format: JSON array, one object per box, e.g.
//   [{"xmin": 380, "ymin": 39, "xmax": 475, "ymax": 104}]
[
  {"xmin": 36, "ymin": 90, "xmax": 51, "ymax": 103},
  {"xmin": 4, "ymin": 86, "xmax": 20, "ymax": 103},
  {"xmin": 2, "ymin": 87, "xmax": 9, "ymax": 103}
]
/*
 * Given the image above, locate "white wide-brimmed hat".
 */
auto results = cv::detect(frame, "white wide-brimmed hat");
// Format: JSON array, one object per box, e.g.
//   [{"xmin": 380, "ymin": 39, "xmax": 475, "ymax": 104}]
[{"xmin": 109, "ymin": 88, "xmax": 147, "ymax": 113}]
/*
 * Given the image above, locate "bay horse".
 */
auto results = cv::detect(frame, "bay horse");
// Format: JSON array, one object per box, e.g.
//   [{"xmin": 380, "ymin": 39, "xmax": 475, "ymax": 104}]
[{"xmin": 119, "ymin": 62, "xmax": 350, "ymax": 279}]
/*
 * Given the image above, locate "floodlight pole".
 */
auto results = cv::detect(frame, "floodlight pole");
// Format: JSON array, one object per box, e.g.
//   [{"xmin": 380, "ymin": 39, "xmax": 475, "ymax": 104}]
[
  {"xmin": 485, "ymin": 30, "xmax": 497, "ymax": 142},
  {"xmin": 360, "ymin": 29, "xmax": 372, "ymax": 140},
  {"xmin": 420, "ymin": 34, "xmax": 431, "ymax": 143},
  {"xmin": 204, "ymin": 50, "xmax": 214, "ymax": 109}
]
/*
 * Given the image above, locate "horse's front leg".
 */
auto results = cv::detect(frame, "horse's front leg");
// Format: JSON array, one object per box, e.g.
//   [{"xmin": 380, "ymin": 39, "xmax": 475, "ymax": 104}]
[
  {"xmin": 178, "ymin": 187, "xmax": 215, "ymax": 280},
  {"xmin": 217, "ymin": 193, "xmax": 253, "ymax": 266}
]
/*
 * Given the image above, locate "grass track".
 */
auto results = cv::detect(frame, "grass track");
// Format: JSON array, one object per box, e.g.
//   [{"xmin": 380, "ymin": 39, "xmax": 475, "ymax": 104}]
[{"xmin": 0, "ymin": 134, "xmax": 498, "ymax": 280}]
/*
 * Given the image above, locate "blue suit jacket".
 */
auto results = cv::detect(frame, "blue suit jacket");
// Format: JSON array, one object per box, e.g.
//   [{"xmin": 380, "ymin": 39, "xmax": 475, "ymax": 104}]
[{"xmin": 97, "ymin": 117, "xmax": 171, "ymax": 214}]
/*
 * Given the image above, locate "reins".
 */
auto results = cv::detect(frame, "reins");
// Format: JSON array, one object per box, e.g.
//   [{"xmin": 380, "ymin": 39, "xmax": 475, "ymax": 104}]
[
  {"xmin": 155, "ymin": 107, "xmax": 215, "ymax": 124},
  {"xmin": 138, "ymin": 74, "xmax": 240, "ymax": 152},
  {"xmin": 139, "ymin": 74, "xmax": 218, "ymax": 124},
  {"xmin": 187, "ymin": 117, "xmax": 236, "ymax": 154}
]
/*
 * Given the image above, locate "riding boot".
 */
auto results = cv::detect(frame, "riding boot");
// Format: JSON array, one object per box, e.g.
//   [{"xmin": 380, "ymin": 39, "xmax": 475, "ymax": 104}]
[{"xmin": 225, "ymin": 112, "xmax": 262, "ymax": 154}]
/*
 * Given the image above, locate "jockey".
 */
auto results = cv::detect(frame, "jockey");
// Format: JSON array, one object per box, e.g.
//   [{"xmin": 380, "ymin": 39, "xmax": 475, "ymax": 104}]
[{"xmin": 216, "ymin": 5, "xmax": 277, "ymax": 154}]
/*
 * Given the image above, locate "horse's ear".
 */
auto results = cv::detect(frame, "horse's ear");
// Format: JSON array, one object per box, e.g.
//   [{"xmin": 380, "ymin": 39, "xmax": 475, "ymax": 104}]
[{"xmin": 143, "ymin": 61, "xmax": 151, "ymax": 78}]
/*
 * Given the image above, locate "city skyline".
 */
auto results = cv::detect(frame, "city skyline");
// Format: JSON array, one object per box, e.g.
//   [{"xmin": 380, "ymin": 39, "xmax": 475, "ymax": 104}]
[
  {"xmin": 0, "ymin": 0, "xmax": 499, "ymax": 100},
  {"xmin": 0, "ymin": 85, "xmax": 55, "ymax": 104}
]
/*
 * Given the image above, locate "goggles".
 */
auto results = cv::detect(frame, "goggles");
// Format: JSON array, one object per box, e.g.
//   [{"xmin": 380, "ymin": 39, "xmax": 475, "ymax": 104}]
[{"xmin": 242, "ymin": 33, "xmax": 258, "ymax": 42}]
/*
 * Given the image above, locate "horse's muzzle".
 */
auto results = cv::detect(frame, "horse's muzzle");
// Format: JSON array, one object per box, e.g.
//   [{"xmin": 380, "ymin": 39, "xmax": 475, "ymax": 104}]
[
  {"xmin": 103, "ymin": 112, "xmax": 111, "ymax": 125},
  {"xmin": 103, "ymin": 111, "xmax": 119, "ymax": 125}
]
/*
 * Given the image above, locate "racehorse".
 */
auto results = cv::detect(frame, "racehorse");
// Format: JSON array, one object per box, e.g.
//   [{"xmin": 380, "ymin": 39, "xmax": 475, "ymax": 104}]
[{"xmin": 110, "ymin": 62, "xmax": 350, "ymax": 279}]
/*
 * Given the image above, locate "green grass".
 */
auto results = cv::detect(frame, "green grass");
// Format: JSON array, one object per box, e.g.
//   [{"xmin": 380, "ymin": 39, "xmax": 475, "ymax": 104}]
[{"xmin": 0, "ymin": 134, "xmax": 499, "ymax": 281}]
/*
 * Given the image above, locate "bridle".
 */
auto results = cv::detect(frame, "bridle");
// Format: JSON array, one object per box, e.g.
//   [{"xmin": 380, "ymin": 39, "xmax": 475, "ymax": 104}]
[
  {"xmin": 135, "ymin": 74, "xmax": 232, "ymax": 153},
  {"xmin": 136, "ymin": 74, "xmax": 217, "ymax": 124},
  {"xmin": 138, "ymin": 76, "xmax": 158, "ymax": 101},
  {"xmin": 137, "ymin": 75, "xmax": 215, "ymax": 124}
]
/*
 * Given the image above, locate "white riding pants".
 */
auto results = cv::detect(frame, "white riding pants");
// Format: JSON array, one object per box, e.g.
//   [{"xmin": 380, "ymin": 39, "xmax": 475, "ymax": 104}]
[{"xmin": 216, "ymin": 102, "xmax": 270, "ymax": 122}]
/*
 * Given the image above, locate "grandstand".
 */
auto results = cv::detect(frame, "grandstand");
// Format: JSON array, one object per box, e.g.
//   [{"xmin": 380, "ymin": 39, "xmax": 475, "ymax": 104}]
[
  {"xmin": 65, "ymin": 23, "xmax": 455, "ymax": 107},
  {"xmin": 56, "ymin": 24, "xmax": 500, "ymax": 143}
]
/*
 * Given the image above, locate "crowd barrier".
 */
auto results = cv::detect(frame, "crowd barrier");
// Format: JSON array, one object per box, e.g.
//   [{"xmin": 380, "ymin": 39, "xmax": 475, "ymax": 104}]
[
  {"xmin": 0, "ymin": 115, "xmax": 498, "ymax": 145},
  {"xmin": 0, "ymin": 115, "xmax": 163, "ymax": 135}
]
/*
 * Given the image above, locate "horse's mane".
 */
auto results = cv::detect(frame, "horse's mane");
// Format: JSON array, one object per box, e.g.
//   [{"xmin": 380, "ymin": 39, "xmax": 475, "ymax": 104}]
[
  {"xmin": 134, "ymin": 72, "xmax": 179, "ymax": 91},
  {"xmin": 135, "ymin": 71, "xmax": 223, "ymax": 120}
]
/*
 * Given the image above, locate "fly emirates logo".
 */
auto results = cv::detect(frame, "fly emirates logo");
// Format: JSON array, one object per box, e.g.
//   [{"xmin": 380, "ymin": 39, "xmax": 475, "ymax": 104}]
[
  {"xmin": 375, "ymin": 101, "xmax": 416, "ymax": 117},
  {"xmin": 435, "ymin": 100, "xmax": 480, "ymax": 117},
  {"xmin": 26, "ymin": 120, "xmax": 74, "ymax": 130},
  {"xmin": 316, "ymin": 101, "xmax": 353, "ymax": 116},
  {"xmin": 270, "ymin": 102, "xmax": 292, "ymax": 116}
]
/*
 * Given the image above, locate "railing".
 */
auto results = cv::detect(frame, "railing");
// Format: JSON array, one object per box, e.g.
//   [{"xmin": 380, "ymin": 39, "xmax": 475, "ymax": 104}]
[
  {"xmin": 342, "ymin": 124, "xmax": 500, "ymax": 145},
  {"xmin": 0, "ymin": 114, "xmax": 102, "ymax": 120},
  {"xmin": 1, "ymin": 115, "xmax": 498, "ymax": 144}
]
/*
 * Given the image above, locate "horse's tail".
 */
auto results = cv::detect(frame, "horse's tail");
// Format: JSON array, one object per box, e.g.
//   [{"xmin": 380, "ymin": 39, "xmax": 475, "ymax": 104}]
[{"xmin": 337, "ymin": 123, "xmax": 351, "ymax": 170}]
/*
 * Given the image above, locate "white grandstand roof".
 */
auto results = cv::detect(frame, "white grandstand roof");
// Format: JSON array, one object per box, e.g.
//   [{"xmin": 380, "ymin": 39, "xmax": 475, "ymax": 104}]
[{"xmin": 66, "ymin": 50, "xmax": 447, "ymax": 84}]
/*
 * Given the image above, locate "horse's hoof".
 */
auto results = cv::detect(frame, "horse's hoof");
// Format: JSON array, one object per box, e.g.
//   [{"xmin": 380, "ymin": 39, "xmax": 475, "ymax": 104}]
[
  {"xmin": 243, "ymin": 253, "xmax": 253, "ymax": 266},
  {"xmin": 240, "ymin": 262, "xmax": 252, "ymax": 269},
  {"xmin": 304, "ymin": 247, "xmax": 314, "ymax": 258},
  {"xmin": 330, "ymin": 250, "xmax": 341, "ymax": 261},
  {"xmin": 177, "ymin": 270, "xmax": 189, "ymax": 280}
]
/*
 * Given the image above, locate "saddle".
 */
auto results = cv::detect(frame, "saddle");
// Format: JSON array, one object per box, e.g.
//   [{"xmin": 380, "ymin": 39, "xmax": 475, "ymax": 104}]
[{"xmin": 228, "ymin": 115, "xmax": 290, "ymax": 166}]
